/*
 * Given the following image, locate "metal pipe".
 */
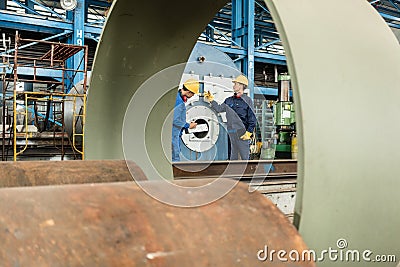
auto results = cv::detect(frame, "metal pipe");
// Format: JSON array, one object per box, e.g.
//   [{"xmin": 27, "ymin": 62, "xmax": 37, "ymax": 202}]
[
  {"xmin": 2, "ymin": 72, "xmax": 5, "ymax": 161},
  {"xmin": 83, "ymin": 45, "xmax": 88, "ymax": 93},
  {"xmin": 0, "ymin": 160, "xmax": 146, "ymax": 187},
  {"xmin": 0, "ymin": 177, "xmax": 313, "ymax": 266},
  {"xmin": 12, "ymin": 31, "xmax": 18, "ymax": 161},
  {"xmin": 18, "ymin": 38, "xmax": 84, "ymax": 48},
  {"xmin": 61, "ymin": 99, "xmax": 65, "ymax": 160},
  {"xmin": 50, "ymin": 44, "xmax": 54, "ymax": 67}
]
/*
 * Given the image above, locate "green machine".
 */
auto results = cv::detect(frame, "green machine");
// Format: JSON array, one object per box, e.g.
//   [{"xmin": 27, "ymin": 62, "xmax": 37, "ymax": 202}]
[{"xmin": 273, "ymin": 73, "xmax": 296, "ymax": 159}]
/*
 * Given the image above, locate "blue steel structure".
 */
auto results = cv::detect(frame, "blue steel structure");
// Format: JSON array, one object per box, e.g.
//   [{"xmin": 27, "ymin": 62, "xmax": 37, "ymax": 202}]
[
  {"xmin": 207, "ymin": 0, "xmax": 286, "ymax": 98},
  {"xmin": 0, "ymin": 0, "xmax": 107, "ymax": 91},
  {"xmin": 0, "ymin": 0, "xmax": 397, "ymax": 95}
]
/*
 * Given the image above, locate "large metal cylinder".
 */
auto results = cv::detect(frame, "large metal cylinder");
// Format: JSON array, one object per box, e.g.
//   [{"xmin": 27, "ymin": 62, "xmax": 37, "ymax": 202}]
[
  {"xmin": 266, "ymin": 1, "xmax": 400, "ymax": 265},
  {"xmin": 0, "ymin": 160, "xmax": 145, "ymax": 187},
  {"xmin": 85, "ymin": 0, "xmax": 400, "ymax": 265},
  {"xmin": 0, "ymin": 178, "xmax": 313, "ymax": 266}
]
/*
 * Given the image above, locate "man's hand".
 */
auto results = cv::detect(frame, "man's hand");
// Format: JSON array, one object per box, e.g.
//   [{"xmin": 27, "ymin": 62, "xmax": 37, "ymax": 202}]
[
  {"xmin": 189, "ymin": 122, "xmax": 197, "ymax": 129},
  {"xmin": 240, "ymin": 131, "xmax": 252, "ymax": 140},
  {"xmin": 204, "ymin": 91, "xmax": 215, "ymax": 102}
]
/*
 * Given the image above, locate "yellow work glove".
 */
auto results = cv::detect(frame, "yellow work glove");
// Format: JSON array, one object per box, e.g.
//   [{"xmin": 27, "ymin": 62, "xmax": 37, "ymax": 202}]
[
  {"xmin": 240, "ymin": 131, "xmax": 252, "ymax": 140},
  {"xmin": 204, "ymin": 91, "xmax": 214, "ymax": 102}
]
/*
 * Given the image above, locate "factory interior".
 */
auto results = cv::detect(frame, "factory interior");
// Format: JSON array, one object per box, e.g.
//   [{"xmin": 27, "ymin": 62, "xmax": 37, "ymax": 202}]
[{"xmin": 0, "ymin": 0, "xmax": 399, "ymax": 266}]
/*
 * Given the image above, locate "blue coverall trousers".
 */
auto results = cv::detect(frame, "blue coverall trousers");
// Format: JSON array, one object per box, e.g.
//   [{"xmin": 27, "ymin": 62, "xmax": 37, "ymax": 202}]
[
  {"xmin": 172, "ymin": 126, "xmax": 182, "ymax": 162},
  {"xmin": 228, "ymin": 132, "xmax": 250, "ymax": 160}
]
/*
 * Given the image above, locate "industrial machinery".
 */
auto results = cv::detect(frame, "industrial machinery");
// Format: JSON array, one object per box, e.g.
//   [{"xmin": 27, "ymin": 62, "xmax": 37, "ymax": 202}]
[
  {"xmin": 0, "ymin": 33, "xmax": 88, "ymax": 161},
  {"xmin": 273, "ymin": 73, "xmax": 296, "ymax": 159},
  {"xmin": 178, "ymin": 42, "xmax": 242, "ymax": 161},
  {"xmin": 0, "ymin": 0, "xmax": 398, "ymax": 266}
]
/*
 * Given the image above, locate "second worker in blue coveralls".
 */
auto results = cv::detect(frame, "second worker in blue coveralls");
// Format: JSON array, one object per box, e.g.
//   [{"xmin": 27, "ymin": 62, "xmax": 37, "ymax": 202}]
[
  {"xmin": 172, "ymin": 78, "xmax": 200, "ymax": 162},
  {"xmin": 205, "ymin": 75, "xmax": 256, "ymax": 160}
]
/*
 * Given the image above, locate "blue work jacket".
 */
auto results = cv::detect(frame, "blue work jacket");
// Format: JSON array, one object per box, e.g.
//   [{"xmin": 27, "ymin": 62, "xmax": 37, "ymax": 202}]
[
  {"xmin": 211, "ymin": 94, "xmax": 256, "ymax": 135},
  {"xmin": 172, "ymin": 90, "xmax": 189, "ymax": 136},
  {"xmin": 172, "ymin": 90, "xmax": 190, "ymax": 161}
]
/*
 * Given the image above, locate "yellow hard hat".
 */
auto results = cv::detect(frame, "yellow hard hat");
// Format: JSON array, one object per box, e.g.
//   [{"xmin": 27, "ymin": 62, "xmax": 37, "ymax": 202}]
[
  {"xmin": 183, "ymin": 78, "xmax": 200, "ymax": 94},
  {"xmin": 233, "ymin": 75, "xmax": 249, "ymax": 86}
]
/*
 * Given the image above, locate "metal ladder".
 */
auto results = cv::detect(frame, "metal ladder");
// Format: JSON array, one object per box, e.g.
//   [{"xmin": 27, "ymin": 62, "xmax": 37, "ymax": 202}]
[
  {"xmin": 258, "ymin": 100, "xmax": 276, "ymax": 159},
  {"xmin": 72, "ymin": 94, "xmax": 86, "ymax": 159},
  {"xmin": 13, "ymin": 92, "xmax": 29, "ymax": 160}
]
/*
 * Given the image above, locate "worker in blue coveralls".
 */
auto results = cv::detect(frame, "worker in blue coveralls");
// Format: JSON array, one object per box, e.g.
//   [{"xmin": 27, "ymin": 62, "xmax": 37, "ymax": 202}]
[
  {"xmin": 204, "ymin": 75, "xmax": 256, "ymax": 160},
  {"xmin": 172, "ymin": 78, "xmax": 200, "ymax": 162}
]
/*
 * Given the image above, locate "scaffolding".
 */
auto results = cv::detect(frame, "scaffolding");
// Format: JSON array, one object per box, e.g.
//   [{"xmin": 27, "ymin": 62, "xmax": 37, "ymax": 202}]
[{"xmin": 1, "ymin": 32, "xmax": 88, "ymax": 161}]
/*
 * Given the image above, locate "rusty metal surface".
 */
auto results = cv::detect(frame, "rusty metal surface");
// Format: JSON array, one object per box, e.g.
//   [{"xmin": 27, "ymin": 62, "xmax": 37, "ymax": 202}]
[
  {"xmin": 0, "ymin": 179, "xmax": 314, "ymax": 266},
  {"xmin": 0, "ymin": 160, "xmax": 146, "ymax": 187},
  {"xmin": 41, "ymin": 44, "xmax": 82, "ymax": 61},
  {"xmin": 173, "ymin": 159, "xmax": 297, "ymax": 179}
]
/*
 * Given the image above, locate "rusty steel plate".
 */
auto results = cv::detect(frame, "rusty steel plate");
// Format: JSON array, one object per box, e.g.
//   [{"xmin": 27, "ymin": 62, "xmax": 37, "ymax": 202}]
[{"xmin": 173, "ymin": 160, "xmax": 297, "ymax": 179}]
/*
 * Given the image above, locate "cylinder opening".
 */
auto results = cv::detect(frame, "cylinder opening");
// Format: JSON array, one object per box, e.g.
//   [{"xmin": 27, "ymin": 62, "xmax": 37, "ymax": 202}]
[{"xmin": 193, "ymin": 118, "xmax": 209, "ymax": 139}]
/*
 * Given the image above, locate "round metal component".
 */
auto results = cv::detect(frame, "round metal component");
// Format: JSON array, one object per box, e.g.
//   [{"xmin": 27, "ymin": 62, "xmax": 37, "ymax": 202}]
[
  {"xmin": 0, "ymin": 178, "xmax": 313, "ymax": 266},
  {"xmin": 0, "ymin": 160, "xmax": 145, "ymax": 187},
  {"xmin": 181, "ymin": 104, "xmax": 219, "ymax": 152},
  {"xmin": 198, "ymin": 56, "xmax": 206, "ymax": 63},
  {"xmin": 60, "ymin": 0, "xmax": 77, "ymax": 10}
]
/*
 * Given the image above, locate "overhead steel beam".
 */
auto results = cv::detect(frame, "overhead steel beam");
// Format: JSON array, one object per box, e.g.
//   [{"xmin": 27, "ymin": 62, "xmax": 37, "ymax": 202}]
[
  {"xmin": 380, "ymin": 11, "xmax": 400, "ymax": 22},
  {"xmin": 0, "ymin": 12, "xmax": 102, "ymax": 36},
  {"xmin": 1, "ymin": 67, "xmax": 93, "ymax": 80},
  {"xmin": 215, "ymin": 3, "xmax": 276, "ymax": 30},
  {"xmin": 2, "ymin": 30, "xmax": 71, "ymax": 55},
  {"xmin": 7, "ymin": 66, "xmax": 60, "ymax": 78},
  {"xmin": 214, "ymin": 45, "xmax": 286, "ymax": 64},
  {"xmin": 28, "ymin": 0, "xmax": 66, "ymax": 20},
  {"xmin": 10, "ymin": 0, "xmax": 41, "ymax": 15},
  {"xmin": 255, "ymin": 86, "xmax": 279, "ymax": 95},
  {"xmin": 87, "ymin": 0, "xmax": 111, "ymax": 8}
]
